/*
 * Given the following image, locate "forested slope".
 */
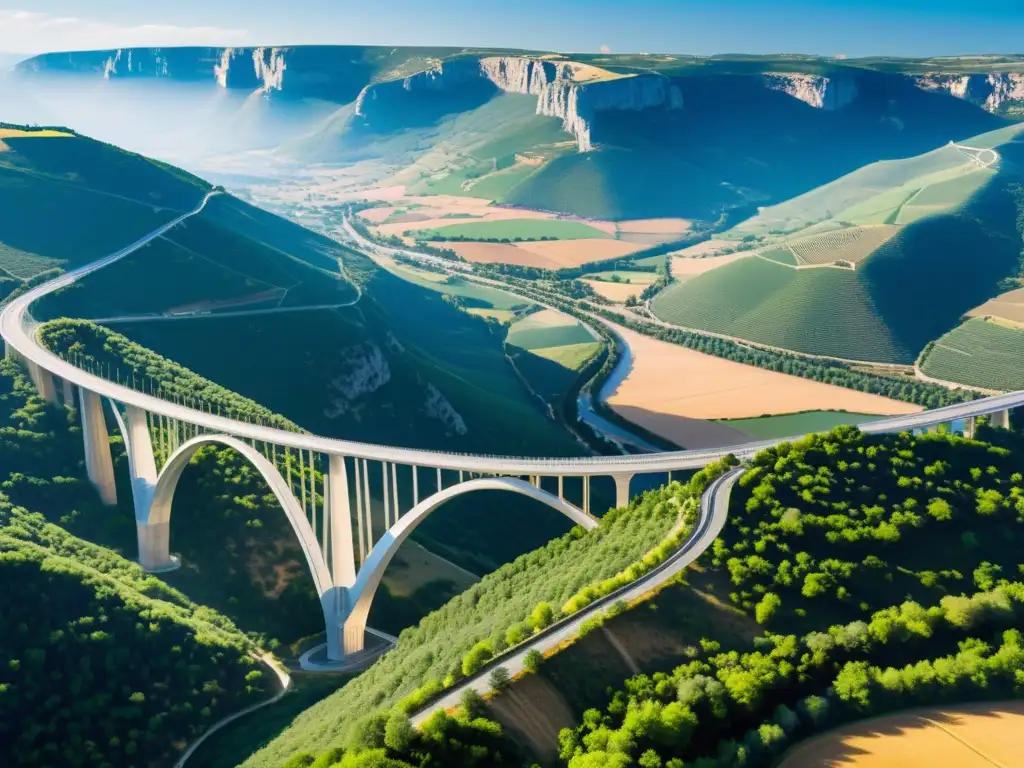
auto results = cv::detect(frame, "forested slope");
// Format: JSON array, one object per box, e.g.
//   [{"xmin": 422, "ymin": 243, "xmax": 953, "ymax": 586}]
[{"xmin": 0, "ymin": 358, "xmax": 272, "ymax": 768}]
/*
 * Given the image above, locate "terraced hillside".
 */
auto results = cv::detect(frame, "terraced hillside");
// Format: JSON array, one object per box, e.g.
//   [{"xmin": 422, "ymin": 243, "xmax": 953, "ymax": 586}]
[
  {"xmin": 919, "ymin": 318, "xmax": 1024, "ymax": 391},
  {"xmin": 788, "ymin": 225, "xmax": 899, "ymax": 266},
  {"xmin": 652, "ymin": 131, "xmax": 1024, "ymax": 364}
]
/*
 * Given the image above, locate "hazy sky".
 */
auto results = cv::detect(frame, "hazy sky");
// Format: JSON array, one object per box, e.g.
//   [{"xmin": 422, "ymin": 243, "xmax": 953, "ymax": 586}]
[{"xmin": 1, "ymin": 1, "xmax": 1022, "ymax": 57}]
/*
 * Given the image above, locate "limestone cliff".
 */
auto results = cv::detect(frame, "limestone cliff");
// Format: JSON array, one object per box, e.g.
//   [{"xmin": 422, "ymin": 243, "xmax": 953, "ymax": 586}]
[
  {"xmin": 423, "ymin": 383, "xmax": 468, "ymax": 436},
  {"xmin": 762, "ymin": 72, "xmax": 859, "ymax": 110},
  {"xmin": 355, "ymin": 55, "xmax": 682, "ymax": 152},
  {"xmin": 480, "ymin": 56, "xmax": 684, "ymax": 151},
  {"xmin": 914, "ymin": 73, "xmax": 1024, "ymax": 113},
  {"xmin": 324, "ymin": 342, "xmax": 391, "ymax": 418}
]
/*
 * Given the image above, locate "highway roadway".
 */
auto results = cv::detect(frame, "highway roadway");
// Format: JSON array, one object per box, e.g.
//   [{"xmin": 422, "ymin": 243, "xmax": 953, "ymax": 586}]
[
  {"xmin": 3, "ymin": 198, "xmax": 1023, "ymax": 478},
  {"xmin": 410, "ymin": 466, "xmax": 745, "ymax": 724}
]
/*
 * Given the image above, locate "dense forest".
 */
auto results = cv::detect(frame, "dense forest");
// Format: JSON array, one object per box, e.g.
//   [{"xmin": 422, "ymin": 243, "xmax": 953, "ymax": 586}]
[
  {"xmin": 254, "ymin": 426, "xmax": 1024, "ymax": 768},
  {"xmin": 0, "ymin": 358, "xmax": 273, "ymax": 767}
]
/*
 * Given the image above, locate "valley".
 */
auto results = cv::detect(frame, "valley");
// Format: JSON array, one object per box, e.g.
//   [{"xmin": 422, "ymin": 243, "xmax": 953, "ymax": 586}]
[{"xmin": 3, "ymin": 35, "xmax": 1024, "ymax": 768}]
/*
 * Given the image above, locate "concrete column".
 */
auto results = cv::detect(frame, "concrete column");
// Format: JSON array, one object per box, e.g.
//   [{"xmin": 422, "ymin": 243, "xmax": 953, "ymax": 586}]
[
  {"xmin": 328, "ymin": 455, "xmax": 356, "ymax": 588},
  {"xmin": 61, "ymin": 378, "xmax": 74, "ymax": 408},
  {"xmin": 612, "ymin": 473, "xmax": 634, "ymax": 509},
  {"xmin": 991, "ymin": 409, "xmax": 1011, "ymax": 430},
  {"xmin": 354, "ymin": 458, "xmax": 366, "ymax": 563},
  {"xmin": 125, "ymin": 406, "xmax": 176, "ymax": 572},
  {"xmin": 382, "ymin": 463, "xmax": 391, "ymax": 529},
  {"xmin": 342, "ymin": 612, "xmax": 366, "ymax": 656},
  {"xmin": 964, "ymin": 416, "xmax": 977, "ymax": 439},
  {"xmin": 26, "ymin": 360, "xmax": 56, "ymax": 403},
  {"xmin": 78, "ymin": 388, "xmax": 117, "ymax": 506},
  {"xmin": 558, "ymin": 475, "xmax": 564, "ymax": 501},
  {"xmin": 361, "ymin": 459, "xmax": 372, "ymax": 548},
  {"xmin": 412, "ymin": 465, "xmax": 419, "ymax": 506},
  {"xmin": 391, "ymin": 465, "xmax": 400, "ymax": 523}
]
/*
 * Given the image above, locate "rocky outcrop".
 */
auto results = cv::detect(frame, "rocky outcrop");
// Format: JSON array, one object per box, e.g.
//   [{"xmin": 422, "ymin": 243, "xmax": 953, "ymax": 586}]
[
  {"xmin": 103, "ymin": 48, "xmax": 170, "ymax": 79},
  {"xmin": 423, "ymin": 383, "xmax": 468, "ymax": 436},
  {"xmin": 914, "ymin": 73, "xmax": 1024, "ymax": 113},
  {"xmin": 762, "ymin": 72, "xmax": 858, "ymax": 110},
  {"xmin": 480, "ymin": 56, "xmax": 684, "ymax": 151},
  {"xmin": 324, "ymin": 342, "xmax": 391, "ymax": 418}
]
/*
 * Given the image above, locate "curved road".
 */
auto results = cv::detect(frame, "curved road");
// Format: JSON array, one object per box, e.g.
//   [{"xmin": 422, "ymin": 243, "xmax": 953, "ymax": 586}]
[
  {"xmin": 3, "ymin": 202, "xmax": 1023, "ymax": 476},
  {"xmin": 410, "ymin": 465, "xmax": 745, "ymax": 724}
]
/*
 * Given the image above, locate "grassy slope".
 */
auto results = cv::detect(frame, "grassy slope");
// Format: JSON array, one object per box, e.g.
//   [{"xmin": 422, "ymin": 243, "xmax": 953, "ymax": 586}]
[
  {"xmin": 920, "ymin": 318, "xmax": 1024, "ymax": 391},
  {"xmin": 0, "ymin": 133, "xmax": 208, "ymax": 281},
  {"xmin": 653, "ymin": 166, "xmax": 1023, "ymax": 364},
  {"xmin": 717, "ymin": 410, "xmax": 885, "ymax": 439}
]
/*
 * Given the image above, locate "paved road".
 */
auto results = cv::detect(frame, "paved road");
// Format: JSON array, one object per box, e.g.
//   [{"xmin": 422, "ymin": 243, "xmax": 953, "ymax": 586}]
[
  {"xmin": 88, "ymin": 302, "xmax": 357, "ymax": 325},
  {"xmin": 3, "ymin": 201, "xmax": 1023, "ymax": 478},
  {"xmin": 410, "ymin": 466, "xmax": 745, "ymax": 724}
]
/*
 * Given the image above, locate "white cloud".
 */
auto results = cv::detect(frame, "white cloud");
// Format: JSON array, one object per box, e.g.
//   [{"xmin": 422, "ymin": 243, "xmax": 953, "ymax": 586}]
[
  {"xmin": 599, "ymin": 44, "xmax": 612, "ymax": 54},
  {"xmin": 0, "ymin": 10, "xmax": 249, "ymax": 54}
]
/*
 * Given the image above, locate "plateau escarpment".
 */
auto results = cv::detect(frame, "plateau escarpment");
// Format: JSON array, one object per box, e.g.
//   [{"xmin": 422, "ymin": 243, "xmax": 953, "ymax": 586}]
[
  {"xmin": 915, "ymin": 72, "xmax": 1024, "ymax": 114},
  {"xmin": 762, "ymin": 72, "xmax": 859, "ymax": 110},
  {"xmin": 355, "ymin": 55, "xmax": 684, "ymax": 151}
]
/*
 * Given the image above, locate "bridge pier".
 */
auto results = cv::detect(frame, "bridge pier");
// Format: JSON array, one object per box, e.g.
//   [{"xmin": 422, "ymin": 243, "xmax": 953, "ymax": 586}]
[
  {"xmin": 991, "ymin": 409, "xmax": 1011, "ymax": 430},
  {"xmin": 964, "ymin": 416, "xmax": 977, "ymax": 439},
  {"xmin": 611, "ymin": 473, "xmax": 634, "ymax": 509},
  {"xmin": 26, "ymin": 359, "xmax": 57, "ymax": 403},
  {"xmin": 78, "ymin": 388, "xmax": 117, "ymax": 507},
  {"xmin": 60, "ymin": 377, "xmax": 74, "ymax": 408}
]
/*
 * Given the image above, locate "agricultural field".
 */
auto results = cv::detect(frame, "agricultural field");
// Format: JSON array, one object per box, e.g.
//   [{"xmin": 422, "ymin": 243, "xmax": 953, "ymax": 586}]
[
  {"xmin": 758, "ymin": 246, "xmax": 798, "ymax": 265},
  {"xmin": 788, "ymin": 224, "xmax": 899, "ymax": 266},
  {"xmin": 777, "ymin": 702, "xmax": 1024, "ymax": 768},
  {"xmin": 582, "ymin": 270, "xmax": 657, "ymax": 302},
  {"xmin": 896, "ymin": 168, "xmax": 995, "ymax": 223},
  {"xmin": 413, "ymin": 218, "xmax": 613, "ymax": 241},
  {"xmin": 968, "ymin": 285, "xmax": 1024, "ymax": 325},
  {"xmin": 651, "ymin": 256, "xmax": 911, "ymax": 362},
  {"xmin": 717, "ymin": 409, "xmax": 884, "ymax": 439},
  {"xmin": 385, "ymin": 261, "xmax": 532, "ymax": 312},
  {"xmin": 506, "ymin": 308, "xmax": 596, "ymax": 350},
  {"xmin": 919, "ymin": 318, "xmax": 1024, "ymax": 391},
  {"xmin": 653, "ymin": 198, "xmax": 1021, "ymax": 365},
  {"xmin": 531, "ymin": 341, "xmax": 603, "ymax": 370},
  {"xmin": 603, "ymin": 323, "xmax": 918, "ymax": 448}
]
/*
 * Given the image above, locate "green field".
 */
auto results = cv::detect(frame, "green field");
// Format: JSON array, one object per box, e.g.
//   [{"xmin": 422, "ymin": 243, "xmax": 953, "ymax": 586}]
[
  {"xmin": 532, "ymin": 341, "xmax": 603, "ymax": 370},
  {"xmin": 506, "ymin": 317, "xmax": 596, "ymax": 350},
  {"xmin": 584, "ymin": 269, "xmax": 658, "ymax": 283},
  {"xmin": 653, "ymin": 191, "xmax": 1022, "ymax": 364},
  {"xmin": 718, "ymin": 410, "xmax": 885, "ymax": 439},
  {"xmin": 919, "ymin": 317, "xmax": 1024, "ymax": 391},
  {"xmin": 388, "ymin": 264, "xmax": 532, "ymax": 311},
  {"xmin": 415, "ymin": 218, "xmax": 612, "ymax": 241},
  {"xmin": 759, "ymin": 247, "xmax": 798, "ymax": 266},
  {"xmin": 463, "ymin": 163, "xmax": 542, "ymax": 199}
]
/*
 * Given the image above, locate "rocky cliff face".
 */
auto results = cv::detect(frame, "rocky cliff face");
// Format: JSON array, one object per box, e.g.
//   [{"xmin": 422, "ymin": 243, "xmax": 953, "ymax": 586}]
[
  {"xmin": 354, "ymin": 55, "xmax": 683, "ymax": 152},
  {"xmin": 480, "ymin": 56, "xmax": 684, "ymax": 151},
  {"xmin": 914, "ymin": 73, "xmax": 1024, "ymax": 113},
  {"xmin": 762, "ymin": 72, "xmax": 859, "ymax": 110}
]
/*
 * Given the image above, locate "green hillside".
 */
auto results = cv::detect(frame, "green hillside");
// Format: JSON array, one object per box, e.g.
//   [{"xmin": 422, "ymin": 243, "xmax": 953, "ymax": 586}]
[
  {"xmin": 0, "ymin": 358, "xmax": 272, "ymax": 768},
  {"xmin": 920, "ymin": 318, "xmax": 1024, "ymax": 391},
  {"xmin": 653, "ymin": 173, "xmax": 1024, "ymax": 364},
  {"xmin": 0, "ymin": 128, "xmax": 208, "ymax": 283}
]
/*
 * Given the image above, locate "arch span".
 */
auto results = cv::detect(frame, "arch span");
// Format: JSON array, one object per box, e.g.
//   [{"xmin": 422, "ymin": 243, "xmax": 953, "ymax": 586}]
[
  {"xmin": 340, "ymin": 476, "xmax": 598, "ymax": 654},
  {"xmin": 146, "ymin": 434, "xmax": 334, "ymax": 598}
]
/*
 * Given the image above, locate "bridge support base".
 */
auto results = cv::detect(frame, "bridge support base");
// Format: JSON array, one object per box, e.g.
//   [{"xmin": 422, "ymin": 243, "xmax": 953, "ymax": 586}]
[
  {"xmin": 137, "ymin": 521, "xmax": 180, "ymax": 573},
  {"xmin": 79, "ymin": 388, "xmax": 117, "ymax": 507},
  {"xmin": 964, "ymin": 416, "xmax": 977, "ymax": 439}
]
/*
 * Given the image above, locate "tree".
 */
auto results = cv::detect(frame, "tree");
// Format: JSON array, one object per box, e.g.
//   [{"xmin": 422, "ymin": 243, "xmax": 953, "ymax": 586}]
[
  {"xmin": 523, "ymin": 649, "xmax": 544, "ymax": 673},
  {"xmin": 489, "ymin": 666, "xmax": 512, "ymax": 692},
  {"xmin": 754, "ymin": 592, "xmax": 782, "ymax": 624},
  {"xmin": 460, "ymin": 688, "xmax": 487, "ymax": 720},
  {"xmin": 384, "ymin": 710, "xmax": 414, "ymax": 753},
  {"xmin": 529, "ymin": 602, "xmax": 554, "ymax": 631}
]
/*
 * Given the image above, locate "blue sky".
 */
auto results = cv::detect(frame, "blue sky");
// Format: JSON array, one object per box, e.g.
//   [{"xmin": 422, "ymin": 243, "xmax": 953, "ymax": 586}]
[{"xmin": 1, "ymin": 0, "xmax": 1022, "ymax": 57}]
